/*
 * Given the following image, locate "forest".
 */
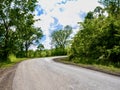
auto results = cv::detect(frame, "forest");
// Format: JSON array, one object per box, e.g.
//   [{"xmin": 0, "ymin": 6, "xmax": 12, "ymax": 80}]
[
  {"xmin": 0, "ymin": 0, "xmax": 120, "ymax": 68},
  {"xmin": 70, "ymin": 0, "xmax": 120, "ymax": 67}
]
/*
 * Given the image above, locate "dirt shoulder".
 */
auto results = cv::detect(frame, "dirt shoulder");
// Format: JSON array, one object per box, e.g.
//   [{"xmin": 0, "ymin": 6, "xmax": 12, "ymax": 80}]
[
  {"xmin": 53, "ymin": 58, "xmax": 120, "ymax": 77},
  {"xmin": 0, "ymin": 63, "xmax": 19, "ymax": 90}
]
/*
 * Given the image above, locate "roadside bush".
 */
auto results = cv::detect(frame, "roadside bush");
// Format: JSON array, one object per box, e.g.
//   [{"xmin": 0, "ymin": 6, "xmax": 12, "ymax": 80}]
[{"xmin": 8, "ymin": 53, "xmax": 17, "ymax": 62}]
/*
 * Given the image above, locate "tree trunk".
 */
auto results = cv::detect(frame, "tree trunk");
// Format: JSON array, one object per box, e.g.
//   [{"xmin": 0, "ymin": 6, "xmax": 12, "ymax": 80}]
[
  {"xmin": 2, "ymin": 17, "xmax": 9, "ymax": 61},
  {"xmin": 25, "ymin": 41, "xmax": 28, "ymax": 57}
]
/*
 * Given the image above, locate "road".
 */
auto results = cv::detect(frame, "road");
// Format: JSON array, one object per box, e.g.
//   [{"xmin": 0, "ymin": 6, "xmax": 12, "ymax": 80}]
[{"xmin": 12, "ymin": 56, "xmax": 120, "ymax": 90}]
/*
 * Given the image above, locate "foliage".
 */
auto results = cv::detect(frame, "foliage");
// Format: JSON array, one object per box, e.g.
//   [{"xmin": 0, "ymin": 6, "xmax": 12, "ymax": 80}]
[
  {"xmin": 51, "ymin": 25, "xmax": 72, "ymax": 55},
  {"xmin": 70, "ymin": 0, "xmax": 120, "ymax": 67},
  {"xmin": 8, "ymin": 53, "xmax": 17, "ymax": 62},
  {"xmin": 55, "ymin": 58, "xmax": 120, "ymax": 75},
  {"xmin": 0, "ymin": 58, "xmax": 28, "ymax": 68},
  {"xmin": 0, "ymin": 0, "xmax": 43, "ymax": 61}
]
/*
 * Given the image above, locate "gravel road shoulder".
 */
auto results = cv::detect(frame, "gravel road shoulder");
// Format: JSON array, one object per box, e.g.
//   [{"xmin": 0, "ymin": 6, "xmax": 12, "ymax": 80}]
[{"xmin": 0, "ymin": 64, "xmax": 18, "ymax": 90}]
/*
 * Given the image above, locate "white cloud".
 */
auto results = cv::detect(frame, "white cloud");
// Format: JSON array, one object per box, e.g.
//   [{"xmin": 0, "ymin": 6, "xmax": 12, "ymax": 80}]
[
  {"xmin": 29, "ymin": 44, "xmax": 37, "ymax": 51},
  {"xmin": 42, "ymin": 36, "xmax": 52, "ymax": 49},
  {"xmin": 33, "ymin": 0, "xmax": 101, "ymax": 49}
]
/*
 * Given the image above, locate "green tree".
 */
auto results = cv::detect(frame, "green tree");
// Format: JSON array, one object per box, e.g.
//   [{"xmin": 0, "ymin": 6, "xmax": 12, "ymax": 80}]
[
  {"xmin": 51, "ymin": 25, "xmax": 72, "ymax": 55},
  {"xmin": 37, "ymin": 44, "xmax": 44, "ymax": 51},
  {"xmin": 70, "ymin": 0, "xmax": 120, "ymax": 66},
  {"xmin": 99, "ymin": 0, "xmax": 120, "ymax": 17},
  {"xmin": 51, "ymin": 25, "xmax": 72, "ymax": 49},
  {"xmin": 23, "ymin": 27, "xmax": 43, "ymax": 57},
  {"xmin": 0, "ymin": 0, "xmax": 38, "ymax": 61},
  {"xmin": 37, "ymin": 44, "xmax": 44, "ymax": 56}
]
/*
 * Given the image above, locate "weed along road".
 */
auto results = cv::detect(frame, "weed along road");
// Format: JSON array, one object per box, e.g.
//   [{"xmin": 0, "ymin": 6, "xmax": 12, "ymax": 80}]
[{"xmin": 12, "ymin": 56, "xmax": 120, "ymax": 90}]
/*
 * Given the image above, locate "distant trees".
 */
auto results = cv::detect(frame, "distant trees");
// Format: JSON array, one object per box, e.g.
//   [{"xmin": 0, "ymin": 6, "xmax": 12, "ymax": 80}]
[
  {"xmin": 70, "ymin": 0, "xmax": 120, "ymax": 66},
  {"xmin": 23, "ymin": 27, "xmax": 43, "ymax": 57},
  {"xmin": 51, "ymin": 25, "xmax": 72, "ymax": 55},
  {"xmin": 37, "ymin": 44, "xmax": 44, "ymax": 51},
  {"xmin": 36, "ymin": 44, "xmax": 44, "ymax": 56},
  {"xmin": 0, "ymin": 0, "xmax": 44, "ymax": 61}
]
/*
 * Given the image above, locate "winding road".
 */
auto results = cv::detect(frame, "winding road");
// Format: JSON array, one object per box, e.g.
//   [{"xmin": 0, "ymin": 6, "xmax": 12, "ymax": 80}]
[{"xmin": 12, "ymin": 56, "xmax": 120, "ymax": 90}]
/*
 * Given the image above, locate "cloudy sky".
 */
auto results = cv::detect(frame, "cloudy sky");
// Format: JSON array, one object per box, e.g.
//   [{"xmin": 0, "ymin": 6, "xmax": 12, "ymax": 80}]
[{"xmin": 31, "ymin": 0, "xmax": 101, "ymax": 50}]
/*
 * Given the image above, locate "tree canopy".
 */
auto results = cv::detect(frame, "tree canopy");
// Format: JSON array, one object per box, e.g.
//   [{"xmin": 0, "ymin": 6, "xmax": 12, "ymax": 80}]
[
  {"xmin": 51, "ymin": 25, "xmax": 72, "ymax": 55},
  {"xmin": 51, "ymin": 25, "xmax": 72, "ymax": 49},
  {"xmin": 0, "ymin": 0, "xmax": 43, "ymax": 61},
  {"xmin": 70, "ymin": 0, "xmax": 120, "ymax": 67}
]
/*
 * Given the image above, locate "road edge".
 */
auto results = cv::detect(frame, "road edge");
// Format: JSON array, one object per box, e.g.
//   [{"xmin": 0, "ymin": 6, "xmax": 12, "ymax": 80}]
[
  {"xmin": 53, "ymin": 57, "xmax": 120, "ymax": 77},
  {"xmin": 0, "ymin": 63, "xmax": 19, "ymax": 90}
]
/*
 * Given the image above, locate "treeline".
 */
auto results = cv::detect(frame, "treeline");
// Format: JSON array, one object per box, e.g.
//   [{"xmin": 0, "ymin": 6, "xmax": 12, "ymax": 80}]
[
  {"xmin": 0, "ymin": 0, "xmax": 43, "ymax": 61},
  {"xmin": 0, "ymin": 0, "xmax": 72, "ymax": 62},
  {"xmin": 51, "ymin": 25, "xmax": 72, "ymax": 55},
  {"xmin": 24, "ymin": 48, "xmax": 68, "ymax": 58},
  {"xmin": 70, "ymin": 0, "xmax": 120, "ymax": 67},
  {"xmin": 26, "ymin": 25, "xmax": 72, "ymax": 58}
]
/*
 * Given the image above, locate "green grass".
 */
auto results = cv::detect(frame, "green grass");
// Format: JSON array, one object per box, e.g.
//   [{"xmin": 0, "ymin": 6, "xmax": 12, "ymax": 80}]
[
  {"xmin": 0, "ymin": 54, "xmax": 29, "ymax": 69},
  {"xmin": 0, "ymin": 58, "xmax": 28, "ymax": 68},
  {"xmin": 92, "ymin": 64, "xmax": 120, "ymax": 74},
  {"xmin": 55, "ymin": 57, "xmax": 120, "ymax": 76}
]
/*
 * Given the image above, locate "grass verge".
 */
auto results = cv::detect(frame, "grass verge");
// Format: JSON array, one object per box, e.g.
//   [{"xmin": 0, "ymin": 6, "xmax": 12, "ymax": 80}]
[
  {"xmin": 53, "ymin": 57, "xmax": 120, "ymax": 77},
  {"xmin": 0, "ymin": 58, "xmax": 28, "ymax": 69}
]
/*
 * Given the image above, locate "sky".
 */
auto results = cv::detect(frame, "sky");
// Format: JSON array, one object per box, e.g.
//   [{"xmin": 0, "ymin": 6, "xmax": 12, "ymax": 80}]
[{"xmin": 30, "ymin": 0, "xmax": 101, "ymax": 50}]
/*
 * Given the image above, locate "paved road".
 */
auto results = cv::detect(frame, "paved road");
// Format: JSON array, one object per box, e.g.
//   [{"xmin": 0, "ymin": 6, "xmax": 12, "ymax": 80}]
[{"xmin": 12, "ymin": 56, "xmax": 120, "ymax": 90}]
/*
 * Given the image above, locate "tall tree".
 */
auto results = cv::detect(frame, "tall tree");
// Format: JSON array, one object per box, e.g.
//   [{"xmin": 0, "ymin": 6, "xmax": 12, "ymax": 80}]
[
  {"xmin": 23, "ymin": 27, "xmax": 43, "ymax": 57},
  {"xmin": 37, "ymin": 44, "xmax": 44, "ymax": 51},
  {"xmin": 70, "ymin": 0, "xmax": 120, "ymax": 65},
  {"xmin": 99, "ymin": 0, "xmax": 120, "ymax": 17},
  {"xmin": 51, "ymin": 25, "xmax": 72, "ymax": 55},
  {"xmin": 51, "ymin": 25, "xmax": 72, "ymax": 49},
  {"xmin": 0, "ymin": 0, "xmax": 38, "ymax": 61}
]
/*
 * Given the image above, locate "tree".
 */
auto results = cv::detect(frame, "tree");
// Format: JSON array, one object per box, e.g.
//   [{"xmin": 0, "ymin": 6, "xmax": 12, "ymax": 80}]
[
  {"xmin": 0, "ymin": 0, "xmax": 38, "ymax": 61},
  {"xmin": 94, "ymin": 6, "xmax": 104, "ymax": 17},
  {"xmin": 37, "ymin": 44, "xmax": 44, "ymax": 57},
  {"xmin": 37, "ymin": 44, "xmax": 44, "ymax": 51},
  {"xmin": 99, "ymin": 0, "xmax": 120, "ymax": 17},
  {"xmin": 51, "ymin": 25, "xmax": 72, "ymax": 49},
  {"xmin": 23, "ymin": 27, "xmax": 43, "ymax": 57},
  {"xmin": 70, "ymin": 0, "xmax": 120, "ymax": 66},
  {"xmin": 51, "ymin": 25, "xmax": 72, "ymax": 55}
]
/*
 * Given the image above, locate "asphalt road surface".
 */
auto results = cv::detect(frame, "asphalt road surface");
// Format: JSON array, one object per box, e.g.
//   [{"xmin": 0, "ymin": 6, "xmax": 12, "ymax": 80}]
[{"xmin": 12, "ymin": 56, "xmax": 120, "ymax": 90}]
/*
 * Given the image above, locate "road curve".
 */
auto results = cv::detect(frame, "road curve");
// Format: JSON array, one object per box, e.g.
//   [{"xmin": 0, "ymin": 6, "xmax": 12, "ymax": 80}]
[{"xmin": 12, "ymin": 56, "xmax": 120, "ymax": 90}]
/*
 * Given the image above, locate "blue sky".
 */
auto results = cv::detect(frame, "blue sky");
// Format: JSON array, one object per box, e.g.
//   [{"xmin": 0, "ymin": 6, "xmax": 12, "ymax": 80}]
[{"xmin": 31, "ymin": 0, "xmax": 101, "ymax": 50}]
